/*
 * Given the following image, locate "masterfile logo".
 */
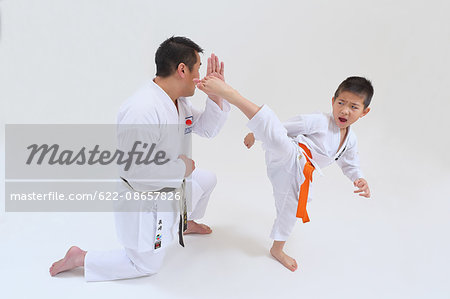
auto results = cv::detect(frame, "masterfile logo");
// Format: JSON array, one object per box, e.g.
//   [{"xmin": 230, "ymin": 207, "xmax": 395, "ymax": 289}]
[{"xmin": 4, "ymin": 124, "xmax": 193, "ymax": 212}]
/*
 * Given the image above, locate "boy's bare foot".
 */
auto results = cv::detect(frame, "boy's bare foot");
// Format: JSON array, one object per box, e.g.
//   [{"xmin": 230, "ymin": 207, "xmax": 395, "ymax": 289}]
[
  {"xmin": 49, "ymin": 246, "xmax": 86, "ymax": 276},
  {"xmin": 270, "ymin": 241, "xmax": 298, "ymax": 272},
  {"xmin": 183, "ymin": 220, "xmax": 212, "ymax": 235}
]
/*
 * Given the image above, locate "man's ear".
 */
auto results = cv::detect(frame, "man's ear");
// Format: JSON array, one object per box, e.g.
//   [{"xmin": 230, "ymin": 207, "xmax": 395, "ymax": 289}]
[
  {"xmin": 360, "ymin": 107, "xmax": 371, "ymax": 118},
  {"xmin": 177, "ymin": 63, "xmax": 186, "ymax": 78},
  {"xmin": 331, "ymin": 97, "xmax": 335, "ymax": 105}
]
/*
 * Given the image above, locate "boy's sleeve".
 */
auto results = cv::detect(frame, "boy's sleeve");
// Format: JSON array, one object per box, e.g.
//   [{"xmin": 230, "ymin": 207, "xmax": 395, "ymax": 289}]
[
  {"xmin": 336, "ymin": 135, "xmax": 364, "ymax": 182},
  {"xmin": 282, "ymin": 113, "xmax": 322, "ymax": 137}
]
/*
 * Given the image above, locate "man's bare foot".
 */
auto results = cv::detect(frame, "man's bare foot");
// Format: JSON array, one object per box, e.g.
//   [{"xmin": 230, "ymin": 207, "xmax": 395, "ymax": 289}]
[
  {"xmin": 183, "ymin": 220, "xmax": 212, "ymax": 235},
  {"xmin": 270, "ymin": 241, "xmax": 298, "ymax": 272},
  {"xmin": 49, "ymin": 246, "xmax": 86, "ymax": 276}
]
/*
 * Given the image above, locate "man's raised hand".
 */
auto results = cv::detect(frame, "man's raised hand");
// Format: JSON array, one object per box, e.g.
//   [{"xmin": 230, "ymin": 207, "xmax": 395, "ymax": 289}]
[{"xmin": 205, "ymin": 53, "xmax": 225, "ymax": 108}]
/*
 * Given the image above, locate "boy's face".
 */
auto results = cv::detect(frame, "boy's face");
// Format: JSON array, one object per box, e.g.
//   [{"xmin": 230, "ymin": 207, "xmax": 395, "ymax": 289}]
[{"xmin": 332, "ymin": 91, "xmax": 370, "ymax": 129}]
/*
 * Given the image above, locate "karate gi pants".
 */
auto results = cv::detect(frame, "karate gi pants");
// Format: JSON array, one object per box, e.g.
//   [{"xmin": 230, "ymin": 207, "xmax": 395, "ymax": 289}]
[
  {"xmin": 84, "ymin": 168, "xmax": 217, "ymax": 282},
  {"xmin": 247, "ymin": 105, "xmax": 308, "ymax": 241}
]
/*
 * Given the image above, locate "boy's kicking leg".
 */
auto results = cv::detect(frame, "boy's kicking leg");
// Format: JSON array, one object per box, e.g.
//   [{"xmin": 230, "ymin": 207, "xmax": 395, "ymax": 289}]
[
  {"xmin": 195, "ymin": 76, "xmax": 302, "ymax": 271},
  {"xmin": 246, "ymin": 104, "xmax": 302, "ymax": 272}
]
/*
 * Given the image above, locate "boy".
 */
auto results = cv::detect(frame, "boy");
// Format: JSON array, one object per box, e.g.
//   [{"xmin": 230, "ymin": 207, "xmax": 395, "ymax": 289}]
[{"xmin": 194, "ymin": 76, "xmax": 372, "ymax": 271}]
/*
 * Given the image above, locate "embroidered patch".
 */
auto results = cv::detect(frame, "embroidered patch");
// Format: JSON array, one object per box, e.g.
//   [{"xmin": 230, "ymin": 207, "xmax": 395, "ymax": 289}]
[
  {"xmin": 184, "ymin": 116, "xmax": 193, "ymax": 134},
  {"xmin": 154, "ymin": 219, "xmax": 163, "ymax": 250},
  {"xmin": 185, "ymin": 116, "xmax": 193, "ymax": 126},
  {"xmin": 184, "ymin": 127, "xmax": 193, "ymax": 134},
  {"xmin": 154, "ymin": 241, "xmax": 161, "ymax": 249}
]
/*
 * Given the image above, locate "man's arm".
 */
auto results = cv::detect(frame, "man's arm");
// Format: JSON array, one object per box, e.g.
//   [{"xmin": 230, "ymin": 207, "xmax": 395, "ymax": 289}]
[
  {"xmin": 205, "ymin": 53, "xmax": 225, "ymax": 110},
  {"xmin": 191, "ymin": 54, "xmax": 231, "ymax": 138}
]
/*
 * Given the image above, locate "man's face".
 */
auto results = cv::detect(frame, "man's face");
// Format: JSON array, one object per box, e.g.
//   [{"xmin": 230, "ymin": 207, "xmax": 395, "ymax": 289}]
[
  {"xmin": 183, "ymin": 51, "xmax": 201, "ymax": 97},
  {"xmin": 332, "ymin": 91, "xmax": 370, "ymax": 129}
]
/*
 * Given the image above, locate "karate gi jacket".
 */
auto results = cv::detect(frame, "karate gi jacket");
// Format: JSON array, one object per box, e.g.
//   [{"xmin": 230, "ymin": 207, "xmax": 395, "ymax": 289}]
[{"xmin": 114, "ymin": 80, "xmax": 230, "ymax": 251}]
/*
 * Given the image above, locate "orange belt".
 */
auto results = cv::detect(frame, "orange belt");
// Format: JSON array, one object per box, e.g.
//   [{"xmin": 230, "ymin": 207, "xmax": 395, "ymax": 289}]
[{"xmin": 296, "ymin": 143, "xmax": 315, "ymax": 223}]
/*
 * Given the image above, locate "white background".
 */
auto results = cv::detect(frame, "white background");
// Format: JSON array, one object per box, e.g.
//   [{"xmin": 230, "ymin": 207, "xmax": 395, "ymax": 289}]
[{"xmin": 1, "ymin": 0, "xmax": 449, "ymax": 298}]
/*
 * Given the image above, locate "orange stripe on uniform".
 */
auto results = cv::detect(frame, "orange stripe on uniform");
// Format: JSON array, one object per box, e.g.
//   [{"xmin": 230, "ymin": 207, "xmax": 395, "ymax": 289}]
[{"xmin": 296, "ymin": 143, "xmax": 315, "ymax": 223}]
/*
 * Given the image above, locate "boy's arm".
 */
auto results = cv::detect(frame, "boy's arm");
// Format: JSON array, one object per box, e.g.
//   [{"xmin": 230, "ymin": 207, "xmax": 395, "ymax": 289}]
[
  {"xmin": 282, "ymin": 115, "xmax": 310, "ymax": 137},
  {"xmin": 244, "ymin": 132, "xmax": 255, "ymax": 149},
  {"xmin": 244, "ymin": 114, "xmax": 309, "ymax": 149},
  {"xmin": 354, "ymin": 178, "xmax": 370, "ymax": 198},
  {"xmin": 282, "ymin": 113, "xmax": 326, "ymax": 137},
  {"xmin": 244, "ymin": 113, "xmax": 323, "ymax": 149},
  {"xmin": 336, "ymin": 138, "xmax": 370, "ymax": 198},
  {"xmin": 244, "ymin": 114, "xmax": 308, "ymax": 149}
]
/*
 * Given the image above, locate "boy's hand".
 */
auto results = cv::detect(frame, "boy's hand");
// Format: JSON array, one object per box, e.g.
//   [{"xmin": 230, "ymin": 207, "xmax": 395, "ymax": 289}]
[
  {"xmin": 244, "ymin": 133, "xmax": 255, "ymax": 149},
  {"xmin": 353, "ymin": 178, "xmax": 370, "ymax": 198}
]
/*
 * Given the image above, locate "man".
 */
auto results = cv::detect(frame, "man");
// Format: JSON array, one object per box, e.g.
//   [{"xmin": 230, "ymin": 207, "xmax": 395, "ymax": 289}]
[{"xmin": 49, "ymin": 36, "xmax": 229, "ymax": 281}]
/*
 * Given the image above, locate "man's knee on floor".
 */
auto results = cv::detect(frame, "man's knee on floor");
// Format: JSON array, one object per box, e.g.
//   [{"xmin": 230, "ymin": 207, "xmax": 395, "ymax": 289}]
[
  {"xmin": 133, "ymin": 262, "xmax": 161, "ymax": 276},
  {"xmin": 126, "ymin": 249, "xmax": 165, "ymax": 276}
]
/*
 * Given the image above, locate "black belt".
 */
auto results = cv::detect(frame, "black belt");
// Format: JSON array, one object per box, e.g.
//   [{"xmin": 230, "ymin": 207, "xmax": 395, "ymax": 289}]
[
  {"xmin": 120, "ymin": 177, "xmax": 176, "ymax": 192},
  {"xmin": 120, "ymin": 177, "xmax": 187, "ymax": 247}
]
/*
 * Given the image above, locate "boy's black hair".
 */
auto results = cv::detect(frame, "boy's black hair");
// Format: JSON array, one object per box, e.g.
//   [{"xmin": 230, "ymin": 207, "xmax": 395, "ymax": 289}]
[
  {"xmin": 334, "ymin": 76, "xmax": 374, "ymax": 108},
  {"xmin": 155, "ymin": 36, "xmax": 204, "ymax": 77}
]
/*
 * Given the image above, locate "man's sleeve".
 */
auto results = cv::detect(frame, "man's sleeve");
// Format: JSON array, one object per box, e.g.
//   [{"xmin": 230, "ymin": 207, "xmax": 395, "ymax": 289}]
[
  {"xmin": 191, "ymin": 97, "xmax": 231, "ymax": 138},
  {"xmin": 117, "ymin": 112, "xmax": 186, "ymax": 191}
]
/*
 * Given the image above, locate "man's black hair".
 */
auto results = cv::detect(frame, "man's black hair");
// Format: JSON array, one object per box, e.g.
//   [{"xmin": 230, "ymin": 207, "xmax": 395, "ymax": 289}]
[{"xmin": 155, "ymin": 36, "xmax": 203, "ymax": 77}]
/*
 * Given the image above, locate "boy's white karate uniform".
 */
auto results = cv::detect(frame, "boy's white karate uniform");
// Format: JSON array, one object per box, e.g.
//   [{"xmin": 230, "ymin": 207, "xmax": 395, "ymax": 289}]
[
  {"xmin": 84, "ymin": 80, "xmax": 230, "ymax": 282},
  {"xmin": 247, "ymin": 105, "xmax": 363, "ymax": 241}
]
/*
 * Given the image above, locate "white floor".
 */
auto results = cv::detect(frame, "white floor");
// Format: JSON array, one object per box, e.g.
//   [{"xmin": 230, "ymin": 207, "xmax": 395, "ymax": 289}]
[{"xmin": 1, "ymin": 133, "xmax": 449, "ymax": 299}]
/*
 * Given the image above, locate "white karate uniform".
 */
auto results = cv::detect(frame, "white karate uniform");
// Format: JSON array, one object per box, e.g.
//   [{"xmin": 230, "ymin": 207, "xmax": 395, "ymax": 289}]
[
  {"xmin": 247, "ymin": 105, "xmax": 363, "ymax": 241},
  {"xmin": 84, "ymin": 80, "xmax": 230, "ymax": 282}
]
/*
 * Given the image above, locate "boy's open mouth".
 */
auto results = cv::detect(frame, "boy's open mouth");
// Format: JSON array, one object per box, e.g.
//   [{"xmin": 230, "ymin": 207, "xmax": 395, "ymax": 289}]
[{"xmin": 338, "ymin": 117, "xmax": 347, "ymax": 123}]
